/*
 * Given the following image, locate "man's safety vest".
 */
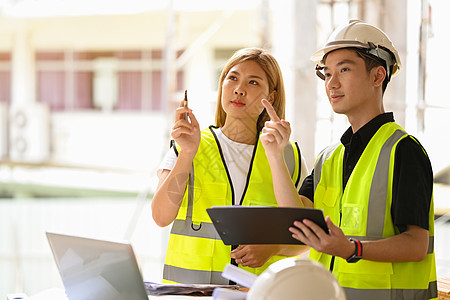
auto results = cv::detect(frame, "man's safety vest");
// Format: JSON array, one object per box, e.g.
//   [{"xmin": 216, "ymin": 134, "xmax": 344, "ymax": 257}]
[
  {"xmin": 310, "ymin": 122, "xmax": 437, "ymax": 300},
  {"xmin": 163, "ymin": 126, "xmax": 302, "ymax": 284}
]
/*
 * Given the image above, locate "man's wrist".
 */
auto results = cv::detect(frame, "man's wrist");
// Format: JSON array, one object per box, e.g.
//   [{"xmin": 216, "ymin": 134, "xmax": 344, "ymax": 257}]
[{"xmin": 346, "ymin": 238, "xmax": 363, "ymax": 263}]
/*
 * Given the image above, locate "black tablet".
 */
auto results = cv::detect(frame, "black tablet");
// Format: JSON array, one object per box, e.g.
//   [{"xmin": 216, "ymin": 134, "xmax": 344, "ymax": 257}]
[{"xmin": 207, "ymin": 206, "xmax": 328, "ymax": 245}]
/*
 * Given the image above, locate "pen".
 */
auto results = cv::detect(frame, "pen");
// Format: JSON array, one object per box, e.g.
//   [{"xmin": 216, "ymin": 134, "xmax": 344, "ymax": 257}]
[{"xmin": 184, "ymin": 90, "xmax": 188, "ymax": 121}]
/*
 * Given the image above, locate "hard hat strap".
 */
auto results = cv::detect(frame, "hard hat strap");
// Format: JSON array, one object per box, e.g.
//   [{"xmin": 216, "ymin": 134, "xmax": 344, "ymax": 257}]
[
  {"xmin": 315, "ymin": 65, "xmax": 326, "ymax": 80},
  {"xmin": 324, "ymin": 40, "xmax": 396, "ymax": 80},
  {"xmin": 365, "ymin": 46, "xmax": 395, "ymax": 81},
  {"xmin": 314, "ymin": 45, "xmax": 396, "ymax": 82}
]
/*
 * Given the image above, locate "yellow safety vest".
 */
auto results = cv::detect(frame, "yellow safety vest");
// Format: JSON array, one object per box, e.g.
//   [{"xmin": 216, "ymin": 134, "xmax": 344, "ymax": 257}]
[
  {"xmin": 310, "ymin": 122, "xmax": 437, "ymax": 299},
  {"xmin": 163, "ymin": 126, "xmax": 302, "ymax": 284}
]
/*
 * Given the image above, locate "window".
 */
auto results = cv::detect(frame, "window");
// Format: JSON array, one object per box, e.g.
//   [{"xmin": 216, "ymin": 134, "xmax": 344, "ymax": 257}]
[
  {"xmin": 0, "ymin": 52, "xmax": 11, "ymax": 104},
  {"xmin": 36, "ymin": 49, "xmax": 184, "ymax": 112}
]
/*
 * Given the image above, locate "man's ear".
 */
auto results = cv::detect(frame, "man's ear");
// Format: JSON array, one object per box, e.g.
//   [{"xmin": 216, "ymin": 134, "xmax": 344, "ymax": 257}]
[{"xmin": 373, "ymin": 66, "xmax": 386, "ymax": 87}]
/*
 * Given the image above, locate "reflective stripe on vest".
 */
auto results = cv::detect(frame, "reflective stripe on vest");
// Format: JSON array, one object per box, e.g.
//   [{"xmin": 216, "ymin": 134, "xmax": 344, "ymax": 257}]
[
  {"xmin": 313, "ymin": 142, "xmax": 340, "ymax": 194},
  {"xmin": 163, "ymin": 127, "xmax": 301, "ymax": 284},
  {"xmin": 344, "ymin": 280, "xmax": 438, "ymax": 300},
  {"xmin": 311, "ymin": 123, "xmax": 437, "ymax": 299},
  {"xmin": 163, "ymin": 265, "xmax": 228, "ymax": 285}
]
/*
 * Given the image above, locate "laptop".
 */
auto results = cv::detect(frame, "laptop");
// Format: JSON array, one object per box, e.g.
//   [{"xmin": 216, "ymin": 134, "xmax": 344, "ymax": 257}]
[{"xmin": 46, "ymin": 232, "xmax": 149, "ymax": 300}]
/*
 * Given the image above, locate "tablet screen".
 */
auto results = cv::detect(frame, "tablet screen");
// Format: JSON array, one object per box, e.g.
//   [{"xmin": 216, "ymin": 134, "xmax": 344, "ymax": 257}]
[{"xmin": 207, "ymin": 206, "xmax": 328, "ymax": 245}]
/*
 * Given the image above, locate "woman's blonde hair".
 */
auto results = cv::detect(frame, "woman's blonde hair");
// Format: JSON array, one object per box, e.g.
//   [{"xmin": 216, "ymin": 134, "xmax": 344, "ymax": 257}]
[{"xmin": 214, "ymin": 47, "xmax": 286, "ymax": 133}]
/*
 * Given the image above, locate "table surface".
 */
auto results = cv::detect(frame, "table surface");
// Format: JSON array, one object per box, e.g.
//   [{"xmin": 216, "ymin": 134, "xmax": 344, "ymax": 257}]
[{"xmin": 20, "ymin": 288, "xmax": 213, "ymax": 300}]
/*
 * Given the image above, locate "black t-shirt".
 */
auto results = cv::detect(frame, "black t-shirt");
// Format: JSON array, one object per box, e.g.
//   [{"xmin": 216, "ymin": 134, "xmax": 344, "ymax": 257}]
[{"xmin": 299, "ymin": 113, "xmax": 433, "ymax": 232}]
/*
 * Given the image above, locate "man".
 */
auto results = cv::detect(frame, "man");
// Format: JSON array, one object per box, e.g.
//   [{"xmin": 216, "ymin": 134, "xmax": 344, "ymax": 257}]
[{"xmin": 260, "ymin": 20, "xmax": 437, "ymax": 299}]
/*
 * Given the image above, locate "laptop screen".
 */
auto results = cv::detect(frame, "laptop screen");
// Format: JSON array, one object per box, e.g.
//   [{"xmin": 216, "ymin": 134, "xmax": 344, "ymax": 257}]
[{"xmin": 46, "ymin": 232, "xmax": 149, "ymax": 300}]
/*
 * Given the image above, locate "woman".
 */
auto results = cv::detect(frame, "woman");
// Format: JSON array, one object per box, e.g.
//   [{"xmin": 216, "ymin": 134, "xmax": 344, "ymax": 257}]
[{"xmin": 152, "ymin": 47, "xmax": 308, "ymax": 284}]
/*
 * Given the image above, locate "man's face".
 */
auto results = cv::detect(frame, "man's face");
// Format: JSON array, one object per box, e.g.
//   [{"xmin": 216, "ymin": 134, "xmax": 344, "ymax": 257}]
[{"xmin": 322, "ymin": 49, "xmax": 375, "ymax": 117}]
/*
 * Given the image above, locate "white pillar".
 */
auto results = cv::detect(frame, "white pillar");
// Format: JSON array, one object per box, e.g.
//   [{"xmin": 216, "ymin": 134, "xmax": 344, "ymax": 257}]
[
  {"xmin": 365, "ymin": 0, "xmax": 408, "ymax": 127},
  {"xmin": 11, "ymin": 27, "xmax": 35, "ymax": 107},
  {"xmin": 272, "ymin": 0, "xmax": 318, "ymax": 168},
  {"xmin": 9, "ymin": 26, "xmax": 50, "ymax": 163}
]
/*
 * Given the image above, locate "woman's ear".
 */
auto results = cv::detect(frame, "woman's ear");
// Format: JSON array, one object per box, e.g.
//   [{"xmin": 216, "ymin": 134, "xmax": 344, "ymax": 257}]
[
  {"xmin": 268, "ymin": 90, "xmax": 277, "ymax": 104},
  {"xmin": 373, "ymin": 66, "xmax": 386, "ymax": 87}
]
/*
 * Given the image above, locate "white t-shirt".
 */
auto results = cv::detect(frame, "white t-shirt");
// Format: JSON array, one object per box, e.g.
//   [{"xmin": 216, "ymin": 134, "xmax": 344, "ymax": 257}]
[{"xmin": 157, "ymin": 127, "xmax": 308, "ymax": 205}]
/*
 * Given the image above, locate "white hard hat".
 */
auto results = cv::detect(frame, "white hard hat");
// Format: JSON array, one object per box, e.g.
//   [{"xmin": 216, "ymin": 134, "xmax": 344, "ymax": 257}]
[
  {"xmin": 246, "ymin": 258, "xmax": 346, "ymax": 300},
  {"xmin": 311, "ymin": 19, "xmax": 401, "ymax": 80}
]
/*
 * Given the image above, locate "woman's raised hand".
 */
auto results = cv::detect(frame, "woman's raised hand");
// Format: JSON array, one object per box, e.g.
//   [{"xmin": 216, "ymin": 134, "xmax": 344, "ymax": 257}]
[
  {"xmin": 260, "ymin": 99, "xmax": 291, "ymax": 158},
  {"xmin": 170, "ymin": 99, "xmax": 201, "ymax": 157}
]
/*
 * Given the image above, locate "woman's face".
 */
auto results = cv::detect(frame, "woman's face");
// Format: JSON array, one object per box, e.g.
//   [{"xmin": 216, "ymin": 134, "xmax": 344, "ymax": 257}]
[{"xmin": 221, "ymin": 60, "xmax": 274, "ymax": 124}]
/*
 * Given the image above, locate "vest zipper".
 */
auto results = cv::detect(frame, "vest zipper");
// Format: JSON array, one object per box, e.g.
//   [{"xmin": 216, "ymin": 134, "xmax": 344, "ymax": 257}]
[
  {"xmin": 239, "ymin": 135, "xmax": 259, "ymax": 205},
  {"xmin": 209, "ymin": 126, "xmax": 236, "ymax": 205}
]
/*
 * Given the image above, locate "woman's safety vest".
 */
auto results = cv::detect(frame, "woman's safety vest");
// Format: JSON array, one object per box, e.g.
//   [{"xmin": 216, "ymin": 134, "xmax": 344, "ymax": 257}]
[
  {"xmin": 310, "ymin": 122, "xmax": 437, "ymax": 300},
  {"xmin": 163, "ymin": 126, "xmax": 302, "ymax": 284}
]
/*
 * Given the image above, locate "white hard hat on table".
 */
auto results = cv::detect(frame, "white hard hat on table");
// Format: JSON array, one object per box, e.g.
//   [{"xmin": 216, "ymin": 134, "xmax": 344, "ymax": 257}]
[
  {"xmin": 246, "ymin": 258, "xmax": 346, "ymax": 300},
  {"xmin": 311, "ymin": 19, "xmax": 401, "ymax": 80}
]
